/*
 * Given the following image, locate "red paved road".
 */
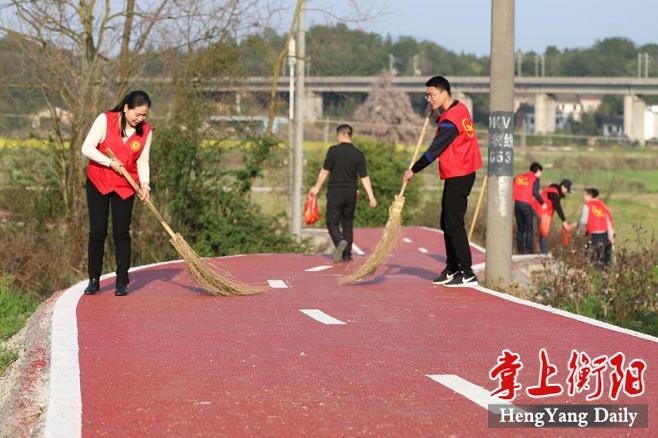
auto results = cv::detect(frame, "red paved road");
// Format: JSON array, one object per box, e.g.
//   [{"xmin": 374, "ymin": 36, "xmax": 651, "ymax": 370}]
[{"xmin": 75, "ymin": 227, "xmax": 657, "ymax": 436}]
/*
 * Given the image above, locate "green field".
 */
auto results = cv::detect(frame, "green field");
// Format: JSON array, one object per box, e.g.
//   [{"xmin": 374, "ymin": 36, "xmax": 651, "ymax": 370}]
[
  {"xmin": 2, "ymin": 138, "xmax": 657, "ymax": 248},
  {"xmin": 251, "ymin": 142, "xmax": 658, "ymax": 249}
]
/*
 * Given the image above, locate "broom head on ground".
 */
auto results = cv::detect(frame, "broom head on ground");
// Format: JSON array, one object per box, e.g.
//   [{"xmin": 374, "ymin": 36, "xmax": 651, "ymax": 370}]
[
  {"xmin": 340, "ymin": 110, "xmax": 431, "ymax": 284},
  {"xmin": 339, "ymin": 194, "xmax": 405, "ymax": 284},
  {"xmin": 105, "ymin": 148, "xmax": 262, "ymax": 296}
]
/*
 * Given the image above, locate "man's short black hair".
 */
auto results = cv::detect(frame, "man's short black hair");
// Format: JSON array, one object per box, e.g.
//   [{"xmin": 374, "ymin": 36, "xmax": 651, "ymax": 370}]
[
  {"xmin": 585, "ymin": 187, "xmax": 599, "ymax": 198},
  {"xmin": 425, "ymin": 76, "xmax": 451, "ymax": 96},
  {"xmin": 336, "ymin": 124, "xmax": 353, "ymax": 138},
  {"xmin": 530, "ymin": 162, "xmax": 543, "ymax": 173}
]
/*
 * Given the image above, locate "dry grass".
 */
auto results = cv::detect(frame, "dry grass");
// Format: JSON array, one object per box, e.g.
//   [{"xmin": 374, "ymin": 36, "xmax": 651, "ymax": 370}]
[
  {"xmin": 170, "ymin": 233, "xmax": 263, "ymax": 296},
  {"xmin": 340, "ymin": 194, "xmax": 405, "ymax": 284}
]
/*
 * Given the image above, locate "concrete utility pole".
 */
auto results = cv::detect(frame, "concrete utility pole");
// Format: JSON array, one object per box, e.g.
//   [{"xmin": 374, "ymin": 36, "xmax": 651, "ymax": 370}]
[
  {"xmin": 290, "ymin": 1, "xmax": 305, "ymax": 238},
  {"xmin": 288, "ymin": 37, "xmax": 296, "ymax": 223},
  {"xmin": 486, "ymin": 0, "xmax": 515, "ymax": 286}
]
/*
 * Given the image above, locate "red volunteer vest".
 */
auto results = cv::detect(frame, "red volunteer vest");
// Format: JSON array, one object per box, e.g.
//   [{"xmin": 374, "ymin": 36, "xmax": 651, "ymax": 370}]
[
  {"xmin": 86, "ymin": 112, "xmax": 151, "ymax": 199},
  {"xmin": 436, "ymin": 101, "xmax": 482, "ymax": 180},
  {"xmin": 513, "ymin": 171, "xmax": 538, "ymax": 204},
  {"xmin": 585, "ymin": 199, "xmax": 613, "ymax": 234},
  {"xmin": 531, "ymin": 185, "xmax": 559, "ymax": 217}
]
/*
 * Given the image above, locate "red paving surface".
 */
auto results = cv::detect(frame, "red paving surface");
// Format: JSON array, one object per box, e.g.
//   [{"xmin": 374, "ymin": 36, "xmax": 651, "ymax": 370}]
[{"xmin": 76, "ymin": 227, "xmax": 657, "ymax": 436}]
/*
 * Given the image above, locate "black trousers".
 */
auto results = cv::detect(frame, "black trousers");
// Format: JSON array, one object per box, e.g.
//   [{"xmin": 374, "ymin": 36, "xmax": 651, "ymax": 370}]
[
  {"xmin": 326, "ymin": 186, "xmax": 357, "ymax": 260},
  {"xmin": 514, "ymin": 201, "xmax": 535, "ymax": 254},
  {"xmin": 440, "ymin": 172, "xmax": 476, "ymax": 273},
  {"xmin": 86, "ymin": 179, "xmax": 135, "ymax": 284},
  {"xmin": 590, "ymin": 232, "xmax": 612, "ymax": 269}
]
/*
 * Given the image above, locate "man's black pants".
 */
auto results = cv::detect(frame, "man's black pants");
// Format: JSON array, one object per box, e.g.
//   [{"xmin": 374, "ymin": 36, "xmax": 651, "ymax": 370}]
[
  {"xmin": 590, "ymin": 232, "xmax": 612, "ymax": 269},
  {"xmin": 441, "ymin": 172, "xmax": 476, "ymax": 273},
  {"xmin": 514, "ymin": 201, "xmax": 535, "ymax": 254},
  {"xmin": 326, "ymin": 186, "xmax": 357, "ymax": 261},
  {"xmin": 86, "ymin": 179, "xmax": 135, "ymax": 284}
]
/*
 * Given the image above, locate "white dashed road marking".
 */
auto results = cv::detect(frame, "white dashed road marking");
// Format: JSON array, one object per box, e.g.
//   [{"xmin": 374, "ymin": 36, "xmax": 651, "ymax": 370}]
[{"xmin": 299, "ymin": 309, "xmax": 346, "ymax": 325}]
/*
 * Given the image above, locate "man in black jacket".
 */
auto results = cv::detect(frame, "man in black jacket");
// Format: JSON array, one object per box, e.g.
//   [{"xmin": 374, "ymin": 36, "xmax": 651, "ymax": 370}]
[{"xmin": 309, "ymin": 125, "xmax": 377, "ymax": 262}]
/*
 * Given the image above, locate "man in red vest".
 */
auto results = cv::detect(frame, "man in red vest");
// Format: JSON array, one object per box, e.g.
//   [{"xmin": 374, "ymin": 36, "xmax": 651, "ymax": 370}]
[
  {"xmin": 532, "ymin": 179, "xmax": 573, "ymax": 254},
  {"xmin": 577, "ymin": 188, "xmax": 615, "ymax": 268},
  {"xmin": 513, "ymin": 162, "xmax": 545, "ymax": 254},
  {"xmin": 404, "ymin": 76, "xmax": 482, "ymax": 287}
]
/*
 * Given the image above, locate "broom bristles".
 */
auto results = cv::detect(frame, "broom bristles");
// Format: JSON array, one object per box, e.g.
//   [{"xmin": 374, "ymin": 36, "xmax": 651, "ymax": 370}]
[
  {"xmin": 339, "ymin": 195, "xmax": 406, "ymax": 284},
  {"xmin": 170, "ymin": 233, "xmax": 263, "ymax": 296}
]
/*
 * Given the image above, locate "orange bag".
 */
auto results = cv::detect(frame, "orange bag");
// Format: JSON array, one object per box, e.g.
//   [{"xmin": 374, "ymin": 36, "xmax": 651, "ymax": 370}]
[
  {"xmin": 539, "ymin": 213, "xmax": 551, "ymax": 238},
  {"xmin": 304, "ymin": 194, "xmax": 320, "ymax": 225},
  {"xmin": 561, "ymin": 226, "xmax": 570, "ymax": 246}
]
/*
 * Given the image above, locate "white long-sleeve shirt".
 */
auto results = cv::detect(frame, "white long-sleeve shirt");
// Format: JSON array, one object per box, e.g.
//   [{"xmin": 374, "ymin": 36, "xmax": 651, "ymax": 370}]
[{"xmin": 81, "ymin": 113, "xmax": 152, "ymax": 188}]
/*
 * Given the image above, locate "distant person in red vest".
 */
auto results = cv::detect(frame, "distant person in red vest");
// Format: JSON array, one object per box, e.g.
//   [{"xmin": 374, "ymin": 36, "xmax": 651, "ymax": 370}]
[
  {"xmin": 403, "ymin": 76, "xmax": 482, "ymax": 287},
  {"xmin": 577, "ymin": 188, "xmax": 615, "ymax": 268},
  {"xmin": 513, "ymin": 162, "xmax": 545, "ymax": 254},
  {"xmin": 532, "ymin": 179, "xmax": 574, "ymax": 254},
  {"xmin": 81, "ymin": 91, "xmax": 153, "ymax": 296}
]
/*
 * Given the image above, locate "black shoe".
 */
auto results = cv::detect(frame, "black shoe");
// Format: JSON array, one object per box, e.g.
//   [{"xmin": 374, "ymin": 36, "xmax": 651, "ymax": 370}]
[
  {"xmin": 334, "ymin": 240, "xmax": 348, "ymax": 263},
  {"xmin": 115, "ymin": 283, "xmax": 128, "ymax": 296},
  {"xmin": 433, "ymin": 268, "xmax": 457, "ymax": 285},
  {"xmin": 443, "ymin": 271, "xmax": 479, "ymax": 288},
  {"xmin": 84, "ymin": 279, "xmax": 100, "ymax": 295}
]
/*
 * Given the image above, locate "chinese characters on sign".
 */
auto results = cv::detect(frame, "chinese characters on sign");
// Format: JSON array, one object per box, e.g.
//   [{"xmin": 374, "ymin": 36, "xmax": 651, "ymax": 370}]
[
  {"xmin": 487, "ymin": 111, "xmax": 514, "ymax": 177},
  {"xmin": 489, "ymin": 349, "xmax": 647, "ymax": 401}
]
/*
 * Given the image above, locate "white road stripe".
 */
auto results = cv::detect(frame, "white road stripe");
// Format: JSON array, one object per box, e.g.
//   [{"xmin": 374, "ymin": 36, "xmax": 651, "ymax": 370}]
[
  {"xmin": 418, "ymin": 247, "xmax": 429, "ymax": 254},
  {"xmin": 402, "ymin": 237, "xmax": 413, "ymax": 243},
  {"xmin": 304, "ymin": 265, "xmax": 333, "ymax": 272},
  {"xmin": 46, "ymin": 259, "xmax": 184, "ymax": 438},
  {"xmin": 427, "ymin": 374, "xmax": 520, "ymax": 414},
  {"xmin": 299, "ymin": 309, "xmax": 346, "ymax": 325},
  {"xmin": 268, "ymin": 279, "xmax": 288, "ymax": 288},
  {"xmin": 352, "ymin": 243, "xmax": 365, "ymax": 256}
]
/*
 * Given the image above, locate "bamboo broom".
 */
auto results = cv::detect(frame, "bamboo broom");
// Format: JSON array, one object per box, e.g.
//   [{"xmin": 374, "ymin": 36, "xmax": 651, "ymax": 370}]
[
  {"xmin": 340, "ymin": 111, "xmax": 432, "ymax": 284},
  {"xmin": 106, "ymin": 148, "xmax": 262, "ymax": 296}
]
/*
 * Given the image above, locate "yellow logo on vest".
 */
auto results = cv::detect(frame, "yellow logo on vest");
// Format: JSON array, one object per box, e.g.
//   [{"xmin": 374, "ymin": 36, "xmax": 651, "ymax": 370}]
[
  {"xmin": 130, "ymin": 140, "xmax": 142, "ymax": 152},
  {"xmin": 591, "ymin": 205, "xmax": 606, "ymax": 218},
  {"xmin": 462, "ymin": 118, "xmax": 475, "ymax": 138},
  {"xmin": 515, "ymin": 175, "xmax": 529, "ymax": 186}
]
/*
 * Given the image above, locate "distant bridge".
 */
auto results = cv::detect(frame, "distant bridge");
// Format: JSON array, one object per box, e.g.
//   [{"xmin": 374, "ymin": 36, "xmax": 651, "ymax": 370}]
[
  {"xmin": 140, "ymin": 75, "xmax": 658, "ymax": 143},
  {"xmin": 201, "ymin": 76, "xmax": 658, "ymax": 96}
]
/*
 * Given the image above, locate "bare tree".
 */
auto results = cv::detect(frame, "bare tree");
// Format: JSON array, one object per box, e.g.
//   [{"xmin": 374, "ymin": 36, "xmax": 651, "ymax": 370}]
[
  {"xmin": 264, "ymin": 0, "xmax": 386, "ymax": 133},
  {"xmin": 0, "ymin": 0, "xmax": 264, "ymax": 272},
  {"xmin": 353, "ymin": 71, "xmax": 422, "ymax": 145}
]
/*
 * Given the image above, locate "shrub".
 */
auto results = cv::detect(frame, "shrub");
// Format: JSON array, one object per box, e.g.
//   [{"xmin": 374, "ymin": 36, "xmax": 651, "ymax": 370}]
[
  {"xmin": 535, "ymin": 230, "xmax": 658, "ymax": 335},
  {"xmin": 0, "ymin": 224, "xmax": 73, "ymax": 297},
  {"xmin": 305, "ymin": 137, "xmax": 420, "ymax": 227},
  {"xmin": 146, "ymin": 128, "xmax": 306, "ymax": 257}
]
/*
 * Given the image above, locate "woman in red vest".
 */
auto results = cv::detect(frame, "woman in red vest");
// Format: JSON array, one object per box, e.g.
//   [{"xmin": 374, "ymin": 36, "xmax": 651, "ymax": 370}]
[
  {"xmin": 577, "ymin": 188, "xmax": 615, "ymax": 268},
  {"xmin": 531, "ymin": 179, "xmax": 573, "ymax": 254},
  {"xmin": 81, "ymin": 91, "xmax": 153, "ymax": 296}
]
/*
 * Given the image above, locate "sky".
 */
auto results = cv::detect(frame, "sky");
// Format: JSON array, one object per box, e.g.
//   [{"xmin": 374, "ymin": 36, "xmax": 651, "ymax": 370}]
[{"xmin": 279, "ymin": 0, "xmax": 658, "ymax": 55}]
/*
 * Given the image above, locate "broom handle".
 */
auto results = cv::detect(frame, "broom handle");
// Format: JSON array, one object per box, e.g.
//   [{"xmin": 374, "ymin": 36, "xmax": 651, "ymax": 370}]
[
  {"xmin": 468, "ymin": 174, "xmax": 488, "ymax": 240},
  {"xmin": 106, "ymin": 148, "xmax": 176, "ymax": 239},
  {"xmin": 399, "ymin": 114, "xmax": 431, "ymax": 196}
]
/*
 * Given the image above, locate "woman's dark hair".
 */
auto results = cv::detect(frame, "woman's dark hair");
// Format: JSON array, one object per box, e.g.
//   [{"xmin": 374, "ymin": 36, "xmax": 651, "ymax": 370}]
[{"xmin": 110, "ymin": 90, "xmax": 151, "ymax": 137}]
